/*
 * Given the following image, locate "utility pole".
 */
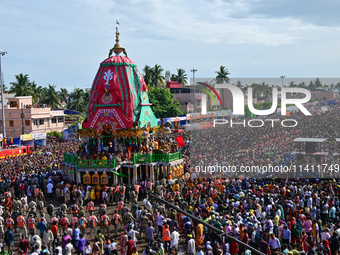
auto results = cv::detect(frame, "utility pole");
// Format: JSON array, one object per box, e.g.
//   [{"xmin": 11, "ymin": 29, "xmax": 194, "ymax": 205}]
[
  {"xmin": 21, "ymin": 103, "xmax": 25, "ymax": 134},
  {"xmin": 191, "ymin": 67, "xmax": 197, "ymax": 113},
  {"xmin": 0, "ymin": 50, "xmax": 7, "ymax": 138}
]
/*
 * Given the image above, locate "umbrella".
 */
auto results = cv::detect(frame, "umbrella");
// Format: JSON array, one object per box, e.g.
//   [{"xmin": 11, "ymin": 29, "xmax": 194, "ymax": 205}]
[{"xmin": 141, "ymin": 131, "xmax": 150, "ymax": 138}]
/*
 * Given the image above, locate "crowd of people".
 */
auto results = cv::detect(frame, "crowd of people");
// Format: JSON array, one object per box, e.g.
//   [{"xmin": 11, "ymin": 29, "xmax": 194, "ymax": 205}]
[
  {"xmin": 190, "ymin": 105, "xmax": 339, "ymax": 178},
  {"xmin": 0, "ymin": 104, "xmax": 339, "ymax": 255}
]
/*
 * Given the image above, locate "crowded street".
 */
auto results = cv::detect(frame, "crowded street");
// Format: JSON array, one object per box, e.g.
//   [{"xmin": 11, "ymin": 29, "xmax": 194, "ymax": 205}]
[{"xmin": 0, "ymin": 105, "xmax": 338, "ymax": 255}]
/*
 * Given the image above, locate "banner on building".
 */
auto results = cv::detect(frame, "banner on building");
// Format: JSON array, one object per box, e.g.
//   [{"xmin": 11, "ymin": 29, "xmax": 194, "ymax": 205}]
[
  {"xmin": 21, "ymin": 134, "xmax": 33, "ymax": 141},
  {"xmin": 33, "ymin": 133, "xmax": 46, "ymax": 140}
]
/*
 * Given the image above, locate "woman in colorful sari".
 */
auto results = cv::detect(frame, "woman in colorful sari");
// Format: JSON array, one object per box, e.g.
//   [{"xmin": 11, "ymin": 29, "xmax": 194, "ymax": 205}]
[
  {"xmin": 296, "ymin": 219, "xmax": 303, "ymax": 239},
  {"xmin": 196, "ymin": 222, "xmax": 204, "ymax": 246},
  {"xmin": 302, "ymin": 231, "xmax": 311, "ymax": 253},
  {"xmin": 278, "ymin": 205, "xmax": 285, "ymax": 221},
  {"xmin": 311, "ymin": 220, "xmax": 319, "ymax": 244},
  {"xmin": 90, "ymin": 187, "xmax": 96, "ymax": 201},
  {"xmin": 291, "ymin": 217, "xmax": 298, "ymax": 244},
  {"xmin": 178, "ymin": 213, "xmax": 184, "ymax": 230},
  {"xmin": 207, "ymin": 197, "xmax": 213, "ymax": 206},
  {"xmin": 323, "ymin": 239, "xmax": 331, "ymax": 255},
  {"xmin": 187, "ymin": 178, "xmax": 194, "ymax": 191},
  {"xmin": 285, "ymin": 204, "xmax": 292, "ymax": 221},
  {"xmin": 96, "ymin": 185, "xmax": 102, "ymax": 202}
]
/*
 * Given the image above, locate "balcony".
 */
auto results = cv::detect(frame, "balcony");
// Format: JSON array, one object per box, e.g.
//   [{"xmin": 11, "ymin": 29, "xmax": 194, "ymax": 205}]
[
  {"xmin": 77, "ymin": 159, "xmax": 116, "ymax": 168},
  {"xmin": 63, "ymin": 153, "xmax": 116, "ymax": 168},
  {"xmin": 64, "ymin": 150, "xmax": 182, "ymax": 168},
  {"xmin": 133, "ymin": 150, "xmax": 182, "ymax": 164}
]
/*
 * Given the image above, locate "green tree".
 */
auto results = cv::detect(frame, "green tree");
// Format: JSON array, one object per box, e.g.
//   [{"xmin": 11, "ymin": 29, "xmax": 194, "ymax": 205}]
[
  {"xmin": 173, "ymin": 68, "xmax": 188, "ymax": 85},
  {"xmin": 298, "ymin": 81, "xmax": 307, "ymax": 88},
  {"xmin": 29, "ymin": 81, "xmax": 44, "ymax": 104},
  {"xmin": 83, "ymin": 90, "xmax": 90, "ymax": 103},
  {"xmin": 1, "ymin": 84, "xmax": 8, "ymax": 92},
  {"xmin": 148, "ymin": 86, "xmax": 182, "ymax": 118},
  {"xmin": 170, "ymin": 74, "xmax": 177, "ymax": 82},
  {"xmin": 314, "ymin": 78, "xmax": 322, "ymax": 88},
  {"xmin": 142, "ymin": 65, "xmax": 153, "ymax": 86},
  {"xmin": 67, "ymin": 88, "xmax": 86, "ymax": 113},
  {"xmin": 215, "ymin": 66, "xmax": 230, "ymax": 84},
  {"xmin": 289, "ymin": 81, "xmax": 296, "ymax": 87},
  {"xmin": 151, "ymin": 64, "xmax": 165, "ymax": 87},
  {"xmin": 44, "ymin": 84, "xmax": 62, "ymax": 109},
  {"xmin": 59, "ymin": 88, "xmax": 69, "ymax": 104},
  {"xmin": 9, "ymin": 73, "xmax": 32, "ymax": 96},
  {"xmin": 308, "ymin": 80, "xmax": 316, "ymax": 91}
]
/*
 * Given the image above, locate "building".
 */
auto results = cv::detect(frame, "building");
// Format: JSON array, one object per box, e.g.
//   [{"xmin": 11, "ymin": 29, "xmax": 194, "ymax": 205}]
[
  {"xmin": 0, "ymin": 95, "xmax": 66, "ymax": 138},
  {"xmin": 169, "ymin": 80, "xmax": 234, "ymax": 112},
  {"xmin": 311, "ymin": 90, "xmax": 340, "ymax": 100},
  {"xmin": 166, "ymin": 81, "xmax": 194, "ymax": 113}
]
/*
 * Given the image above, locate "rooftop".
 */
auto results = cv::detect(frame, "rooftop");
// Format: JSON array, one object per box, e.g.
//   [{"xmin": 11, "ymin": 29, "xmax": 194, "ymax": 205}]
[{"xmin": 293, "ymin": 138, "xmax": 327, "ymax": 143}]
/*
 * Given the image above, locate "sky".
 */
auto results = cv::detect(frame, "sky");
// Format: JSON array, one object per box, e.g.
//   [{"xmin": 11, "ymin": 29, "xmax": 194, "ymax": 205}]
[{"xmin": 1, "ymin": 0, "xmax": 340, "ymax": 92}]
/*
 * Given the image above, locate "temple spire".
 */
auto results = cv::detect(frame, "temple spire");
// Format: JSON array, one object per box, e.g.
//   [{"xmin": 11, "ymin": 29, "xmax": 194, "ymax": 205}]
[{"xmin": 108, "ymin": 21, "xmax": 128, "ymax": 57}]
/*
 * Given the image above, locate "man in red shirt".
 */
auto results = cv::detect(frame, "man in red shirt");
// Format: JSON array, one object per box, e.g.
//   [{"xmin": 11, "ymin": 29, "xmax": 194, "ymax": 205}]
[
  {"xmin": 231, "ymin": 241, "xmax": 239, "ymax": 255},
  {"xmin": 18, "ymin": 238, "xmax": 29, "ymax": 255}
]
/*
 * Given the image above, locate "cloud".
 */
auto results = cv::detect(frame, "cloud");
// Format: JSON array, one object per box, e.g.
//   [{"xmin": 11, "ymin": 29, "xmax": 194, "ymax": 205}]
[
  {"xmin": 111, "ymin": 0, "xmax": 299, "ymax": 46},
  {"xmin": 1, "ymin": 0, "xmax": 340, "ymax": 90},
  {"xmin": 232, "ymin": 0, "xmax": 340, "ymax": 27}
]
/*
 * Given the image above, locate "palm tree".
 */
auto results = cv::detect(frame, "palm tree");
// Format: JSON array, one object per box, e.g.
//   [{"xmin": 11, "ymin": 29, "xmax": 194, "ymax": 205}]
[
  {"xmin": 175, "ymin": 68, "xmax": 188, "ymax": 86},
  {"xmin": 289, "ymin": 81, "xmax": 296, "ymax": 87},
  {"xmin": 59, "ymin": 88, "xmax": 69, "ymax": 104},
  {"xmin": 142, "ymin": 65, "xmax": 153, "ymax": 86},
  {"xmin": 298, "ymin": 81, "xmax": 307, "ymax": 88},
  {"xmin": 29, "ymin": 81, "xmax": 44, "ymax": 104},
  {"xmin": 170, "ymin": 74, "xmax": 177, "ymax": 82},
  {"xmin": 151, "ymin": 64, "xmax": 165, "ymax": 87},
  {"xmin": 1, "ymin": 84, "xmax": 8, "ymax": 93},
  {"xmin": 260, "ymin": 82, "xmax": 270, "ymax": 98},
  {"xmin": 9, "ymin": 73, "xmax": 32, "ymax": 96},
  {"xmin": 215, "ymin": 66, "xmax": 230, "ymax": 84},
  {"xmin": 68, "ymin": 88, "xmax": 86, "ymax": 112},
  {"xmin": 83, "ymin": 90, "xmax": 90, "ymax": 103},
  {"xmin": 44, "ymin": 84, "xmax": 62, "ymax": 109}
]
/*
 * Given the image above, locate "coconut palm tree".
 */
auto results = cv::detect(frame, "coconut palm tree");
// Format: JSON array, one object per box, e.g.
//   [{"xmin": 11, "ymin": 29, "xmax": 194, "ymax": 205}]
[
  {"xmin": 68, "ymin": 88, "xmax": 86, "ymax": 112},
  {"xmin": 83, "ymin": 90, "xmax": 90, "ymax": 103},
  {"xmin": 29, "ymin": 81, "xmax": 44, "ymax": 104},
  {"xmin": 1, "ymin": 84, "xmax": 8, "ymax": 93},
  {"xmin": 175, "ymin": 68, "xmax": 188, "ymax": 86},
  {"xmin": 289, "ymin": 81, "xmax": 297, "ymax": 87},
  {"xmin": 170, "ymin": 74, "xmax": 177, "ymax": 82},
  {"xmin": 142, "ymin": 65, "xmax": 153, "ymax": 86},
  {"xmin": 151, "ymin": 64, "xmax": 165, "ymax": 87},
  {"xmin": 44, "ymin": 84, "xmax": 62, "ymax": 109},
  {"xmin": 298, "ymin": 81, "xmax": 307, "ymax": 88},
  {"xmin": 59, "ymin": 88, "xmax": 69, "ymax": 104},
  {"xmin": 9, "ymin": 73, "xmax": 32, "ymax": 96},
  {"xmin": 215, "ymin": 66, "xmax": 230, "ymax": 84}
]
